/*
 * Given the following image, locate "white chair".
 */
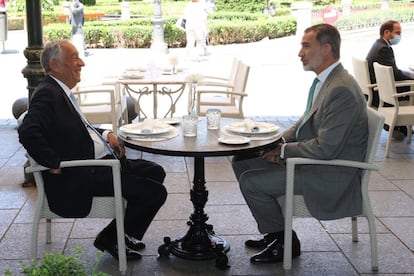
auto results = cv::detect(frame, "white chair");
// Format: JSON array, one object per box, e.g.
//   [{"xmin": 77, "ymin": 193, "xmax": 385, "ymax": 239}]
[
  {"xmin": 197, "ymin": 57, "xmax": 241, "ymax": 106},
  {"xmin": 25, "ymin": 156, "xmax": 127, "ymax": 275},
  {"xmin": 196, "ymin": 62, "xmax": 250, "ymax": 118},
  {"xmin": 352, "ymin": 57, "xmax": 378, "ymax": 108},
  {"xmin": 373, "ymin": 62, "xmax": 414, "ymax": 157},
  {"xmin": 279, "ymin": 107, "xmax": 383, "ymax": 271},
  {"xmin": 73, "ymin": 84, "xmax": 128, "ymax": 134}
]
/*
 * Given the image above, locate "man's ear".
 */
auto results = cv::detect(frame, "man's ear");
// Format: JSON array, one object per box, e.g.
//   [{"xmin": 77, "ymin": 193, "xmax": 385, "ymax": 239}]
[{"xmin": 49, "ymin": 58, "xmax": 59, "ymax": 72}]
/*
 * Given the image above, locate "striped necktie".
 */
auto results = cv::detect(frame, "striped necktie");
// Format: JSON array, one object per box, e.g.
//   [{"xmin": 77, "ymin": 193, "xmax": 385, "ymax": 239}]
[{"xmin": 296, "ymin": 78, "xmax": 319, "ymax": 139}]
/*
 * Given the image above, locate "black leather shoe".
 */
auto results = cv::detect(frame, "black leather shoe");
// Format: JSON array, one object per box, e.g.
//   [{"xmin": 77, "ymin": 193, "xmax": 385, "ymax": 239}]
[
  {"xmin": 125, "ymin": 234, "xmax": 145, "ymax": 251},
  {"xmin": 245, "ymin": 232, "xmax": 280, "ymax": 249},
  {"xmin": 250, "ymin": 231, "xmax": 301, "ymax": 263},
  {"xmin": 94, "ymin": 232, "xmax": 142, "ymax": 261}
]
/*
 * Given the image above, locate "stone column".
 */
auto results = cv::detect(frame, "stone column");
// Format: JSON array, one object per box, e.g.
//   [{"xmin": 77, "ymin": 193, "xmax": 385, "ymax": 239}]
[
  {"xmin": 21, "ymin": 0, "xmax": 45, "ymax": 101},
  {"xmin": 151, "ymin": 0, "xmax": 167, "ymax": 53},
  {"xmin": 291, "ymin": 2, "xmax": 313, "ymax": 37}
]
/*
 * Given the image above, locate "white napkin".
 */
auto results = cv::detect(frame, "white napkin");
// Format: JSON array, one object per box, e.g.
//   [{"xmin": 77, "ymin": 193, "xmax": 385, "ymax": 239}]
[
  {"xmin": 244, "ymin": 119, "xmax": 260, "ymax": 133},
  {"xmin": 141, "ymin": 118, "xmax": 154, "ymax": 134}
]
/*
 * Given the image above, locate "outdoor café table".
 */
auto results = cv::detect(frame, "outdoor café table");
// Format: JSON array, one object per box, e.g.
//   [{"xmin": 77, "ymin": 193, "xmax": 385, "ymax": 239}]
[
  {"xmin": 119, "ymin": 118, "xmax": 282, "ymax": 269},
  {"xmin": 104, "ymin": 70, "xmax": 195, "ymax": 120}
]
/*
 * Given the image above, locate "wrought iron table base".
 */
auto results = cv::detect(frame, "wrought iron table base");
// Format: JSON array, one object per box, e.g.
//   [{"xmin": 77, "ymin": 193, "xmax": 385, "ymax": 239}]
[{"xmin": 158, "ymin": 157, "xmax": 230, "ymax": 269}]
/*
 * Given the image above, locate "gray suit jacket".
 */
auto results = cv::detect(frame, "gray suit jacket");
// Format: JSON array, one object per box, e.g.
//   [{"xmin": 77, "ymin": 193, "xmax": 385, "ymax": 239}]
[{"xmin": 283, "ymin": 64, "xmax": 368, "ymax": 220}]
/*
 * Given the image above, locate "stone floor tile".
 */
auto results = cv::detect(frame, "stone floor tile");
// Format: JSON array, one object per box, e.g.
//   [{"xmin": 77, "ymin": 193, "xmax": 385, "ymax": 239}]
[
  {"xmin": 0, "ymin": 184, "xmax": 31, "ymax": 209},
  {"xmin": 393, "ymin": 179, "xmax": 414, "ymax": 197},
  {"xmin": 335, "ymin": 233, "xmax": 414, "ymax": 274},
  {"xmin": 205, "ymin": 180, "xmax": 245, "ymax": 205},
  {"xmin": 321, "ymin": 217, "xmax": 388, "ymax": 234},
  {"xmin": 0, "ymin": 167, "xmax": 25, "ymax": 187},
  {"xmin": 0, "ymin": 209, "xmax": 18, "ymax": 237},
  {"xmin": 369, "ymin": 171, "xmax": 400, "ymax": 191},
  {"xmin": 164, "ymin": 172, "xmax": 192, "ymax": 193},
  {"xmin": 154, "ymin": 193, "xmax": 193, "ymax": 220},
  {"xmin": 370, "ymin": 191, "xmax": 414, "ymax": 217},
  {"xmin": 380, "ymin": 217, "xmax": 414, "ymax": 251}
]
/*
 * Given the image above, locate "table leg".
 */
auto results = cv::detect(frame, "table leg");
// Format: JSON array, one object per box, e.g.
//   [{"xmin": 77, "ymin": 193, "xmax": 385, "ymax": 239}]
[{"xmin": 158, "ymin": 156, "xmax": 230, "ymax": 269}]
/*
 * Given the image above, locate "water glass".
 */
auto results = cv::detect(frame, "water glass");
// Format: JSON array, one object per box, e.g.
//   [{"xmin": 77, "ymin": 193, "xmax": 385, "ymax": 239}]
[
  {"xmin": 182, "ymin": 114, "xmax": 198, "ymax": 137},
  {"xmin": 206, "ymin": 108, "xmax": 221, "ymax": 130}
]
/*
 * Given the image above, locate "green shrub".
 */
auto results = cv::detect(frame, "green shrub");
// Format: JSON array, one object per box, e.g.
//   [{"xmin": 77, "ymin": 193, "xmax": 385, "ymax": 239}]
[{"xmin": 3, "ymin": 245, "xmax": 109, "ymax": 276}]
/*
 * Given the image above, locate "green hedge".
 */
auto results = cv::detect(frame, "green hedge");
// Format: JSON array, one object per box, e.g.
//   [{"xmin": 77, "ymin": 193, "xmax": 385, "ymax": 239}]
[{"xmin": 43, "ymin": 15, "xmax": 296, "ymax": 48}]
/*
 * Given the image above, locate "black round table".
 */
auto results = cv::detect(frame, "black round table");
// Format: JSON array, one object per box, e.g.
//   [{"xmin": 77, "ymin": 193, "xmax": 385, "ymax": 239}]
[{"xmin": 120, "ymin": 118, "xmax": 282, "ymax": 269}]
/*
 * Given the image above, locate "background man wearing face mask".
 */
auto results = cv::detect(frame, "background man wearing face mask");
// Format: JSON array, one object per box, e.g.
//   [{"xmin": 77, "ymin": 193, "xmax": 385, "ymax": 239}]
[{"xmin": 366, "ymin": 20, "xmax": 414, "ymax": 137}]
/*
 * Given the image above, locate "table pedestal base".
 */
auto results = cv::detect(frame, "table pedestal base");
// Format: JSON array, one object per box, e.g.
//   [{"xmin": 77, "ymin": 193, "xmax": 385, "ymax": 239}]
[
  {"xmin": 158, "ymin": 223, "xmax": 230, "ymax": 269},
  {"xmin": 158, "ymin": 156, "xmax": 230, "ymax": 269}
]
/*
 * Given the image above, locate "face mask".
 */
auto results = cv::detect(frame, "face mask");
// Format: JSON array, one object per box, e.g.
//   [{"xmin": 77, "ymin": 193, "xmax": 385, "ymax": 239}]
[{"xmin": 390, "ymin": 34, "xmax": 401, "ymax": 45}]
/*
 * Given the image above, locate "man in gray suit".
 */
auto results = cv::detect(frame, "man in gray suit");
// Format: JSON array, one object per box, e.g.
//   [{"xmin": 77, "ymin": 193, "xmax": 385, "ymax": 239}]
[{"xmin": 232, "ymin": 24, "xmax": 368, "ymax": 263}]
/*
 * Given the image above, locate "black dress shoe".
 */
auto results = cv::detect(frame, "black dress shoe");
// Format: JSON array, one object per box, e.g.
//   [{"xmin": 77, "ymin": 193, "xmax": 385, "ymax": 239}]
[
  {"xmin": 125, "ymin": 234, "xmax": 145, "ymax": 251},
  {"xmin": 94, "ymin": 232, "xmax": 142, "ymax": 261},
  {"xmin": 245, "ymin": 232, "xmax": 280, "ymax": 249},
  {"xmin": 250, "ymin": 231, "xmax": 301, "ymax": 263}
]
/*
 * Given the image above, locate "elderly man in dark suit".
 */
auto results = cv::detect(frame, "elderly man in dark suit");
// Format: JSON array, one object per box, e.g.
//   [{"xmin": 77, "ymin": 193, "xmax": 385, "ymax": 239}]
[
  {"xmin": 18, "ymin": 40, "xmax": 167, "ymax": 261},
  {"xmin": 232, "ymin": 24, "xmax": 368, "ymax": 263},
  {"xmin": 366, "ymin": 20, "xmax": 413, "ymax": 137}
]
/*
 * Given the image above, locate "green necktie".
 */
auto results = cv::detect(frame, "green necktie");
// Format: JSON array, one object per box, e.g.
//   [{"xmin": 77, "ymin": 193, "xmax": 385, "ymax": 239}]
[{"xmin": 296, "ymin": 78, "xmax": 319, "ymax": 138}]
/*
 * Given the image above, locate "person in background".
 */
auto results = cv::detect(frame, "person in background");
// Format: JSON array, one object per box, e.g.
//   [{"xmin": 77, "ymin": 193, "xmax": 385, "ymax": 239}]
[
  {"xmin": 366, "ymin": 20, "xmax": 414, "ymax": 139},
  {"xmin": 183, "ymin": 0, "xmax": 209, "ymax": 58},
  {"xmin": 69, "ymin": 0, "xmax": 86, "ymax": 57},
  {"xmin": 232, "ymin": 24, "xmax": 368, "ymax": 264},
  {"xmin": 18, "ymin": 40, "xmax": 167, "ymax": 261}
]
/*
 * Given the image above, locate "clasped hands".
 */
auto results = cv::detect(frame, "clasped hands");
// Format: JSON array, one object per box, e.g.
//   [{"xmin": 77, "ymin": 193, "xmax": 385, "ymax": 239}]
[{"xmin": 261, "ymin": 142, "xmax": 283, "ymax": 165}]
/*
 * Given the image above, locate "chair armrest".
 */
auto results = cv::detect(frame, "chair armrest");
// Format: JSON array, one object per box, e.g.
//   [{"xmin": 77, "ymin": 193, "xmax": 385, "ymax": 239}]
[
  {"xmin": 196, "ymin": 81, "xmax": 234, "ymax": 89},
  {"xmin": 201, "ymin": 75, "xmax": 230, "ymax": 82},
  {"xmin": 395, "ymin": 80, "xmax": 414, "ymax": 88},
  {"xmin": 25, "ymin": 159, "xmax": 121, "ymax": 173},
  {"xmin": 392, "ymin": 90, "xmax": 414, "ymax": 98},
  {"xmin": 197, "ymin": 89, "xmax": 248, "ymax": 97},
  {"xmin": 286, "ymin": 157, "xmax": 379, "ymax": 171}
]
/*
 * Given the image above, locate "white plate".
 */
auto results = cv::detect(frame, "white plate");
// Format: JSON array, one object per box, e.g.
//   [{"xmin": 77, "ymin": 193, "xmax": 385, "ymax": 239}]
[
  {"xmin": 156, "ymin": 117, "xmax": 181, "ymax": 125},
  {"xmin": 225, "ymin": 122, "xmax": 280, "ymax": 135},
  {"xmin": 125, "ymin": 67, "xmax": 146, "ymax": 72},
  {"xmin": 121, "ymin": 70, "xmax": 145, "ymax": 79},
  {"xmin": 218, "ymin": 136, "xmax": 250, "ymax": 145},
  {"xmin": 119, "ymin": 122, "xmax": 173, "ymax": 135}
]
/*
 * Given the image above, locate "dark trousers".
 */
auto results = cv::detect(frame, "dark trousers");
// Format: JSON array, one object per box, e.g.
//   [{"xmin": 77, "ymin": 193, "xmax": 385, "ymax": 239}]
[{"xmin": 92, "ymin": 157, "xmax": 167, "ymax": 240}]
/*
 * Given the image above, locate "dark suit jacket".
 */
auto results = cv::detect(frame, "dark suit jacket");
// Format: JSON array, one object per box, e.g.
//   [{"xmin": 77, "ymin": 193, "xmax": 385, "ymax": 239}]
[
  {"xmin": 366, "ymin": 38, "xmax": 413, "ymax": 107},
  {"xmin": 283, "ymin": 64, "xmax": 368, "ymax": 220},
  {"xmin": 19, "ymin": 76, "xmax": 110, "ymax": 217}
]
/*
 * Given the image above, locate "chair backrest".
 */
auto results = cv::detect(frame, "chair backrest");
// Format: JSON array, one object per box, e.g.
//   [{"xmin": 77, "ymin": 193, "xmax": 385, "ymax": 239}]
[
  {"xmin": 233, "ymin": 62, "xmax": 250, "ymax": 94},
  {"xmin": 228, "ymin": 57, "xmax": 242, "ymax": 85},
  {"xmin": 365, "ymin": 108, "xmax": 385, "ymax": 163},
  {"xmin": 373, "ymin": 62, "xmax": 398, "ymax": 106},
  {"xmin": 352, "ymin": 57, "xmax": 375, "ymax": 107}
]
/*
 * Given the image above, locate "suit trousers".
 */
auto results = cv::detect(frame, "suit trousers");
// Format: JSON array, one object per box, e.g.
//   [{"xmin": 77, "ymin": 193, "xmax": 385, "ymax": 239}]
[
  {"xmin": 232, "ymin": 157, "xmax": 303, "ymax": 234},
  {"xmin": 92, "ymin": 157, "xmax": 167, "ymax": 240}
]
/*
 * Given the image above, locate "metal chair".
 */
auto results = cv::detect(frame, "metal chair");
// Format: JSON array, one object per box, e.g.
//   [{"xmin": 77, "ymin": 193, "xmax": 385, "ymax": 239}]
[
  {"xmin": 279, "ymin": 107, "xmax": 383, "ymax": 271},
  {"xmin": 25, "ymin": 156, "xmax": 127, "ymax": 275}
]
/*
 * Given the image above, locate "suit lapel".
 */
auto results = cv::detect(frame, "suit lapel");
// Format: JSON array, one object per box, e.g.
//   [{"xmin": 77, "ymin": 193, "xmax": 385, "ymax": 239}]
[{"xmin": 301, "ymin": 64, "xmax": 344, "ymax": 125}]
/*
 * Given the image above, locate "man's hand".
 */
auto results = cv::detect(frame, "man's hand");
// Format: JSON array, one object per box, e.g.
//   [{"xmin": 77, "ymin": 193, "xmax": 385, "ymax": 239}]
[
  {"xmin": 261, "ymin": 143, "xmax": 283, "ymax": 165},
  {"xmin": 49, "ymin": 168, "xmax": 62, "ymax": 174},
  {"xmin": 107, "ymin": 132, "xmax": 125, "ymax": 158}
]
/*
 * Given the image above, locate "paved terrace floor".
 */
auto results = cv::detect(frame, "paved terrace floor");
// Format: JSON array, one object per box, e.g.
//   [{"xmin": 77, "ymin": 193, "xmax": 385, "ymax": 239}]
[{"xmin": 1, "ymin": 25, "xmax": 414, "ymax": 275}]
